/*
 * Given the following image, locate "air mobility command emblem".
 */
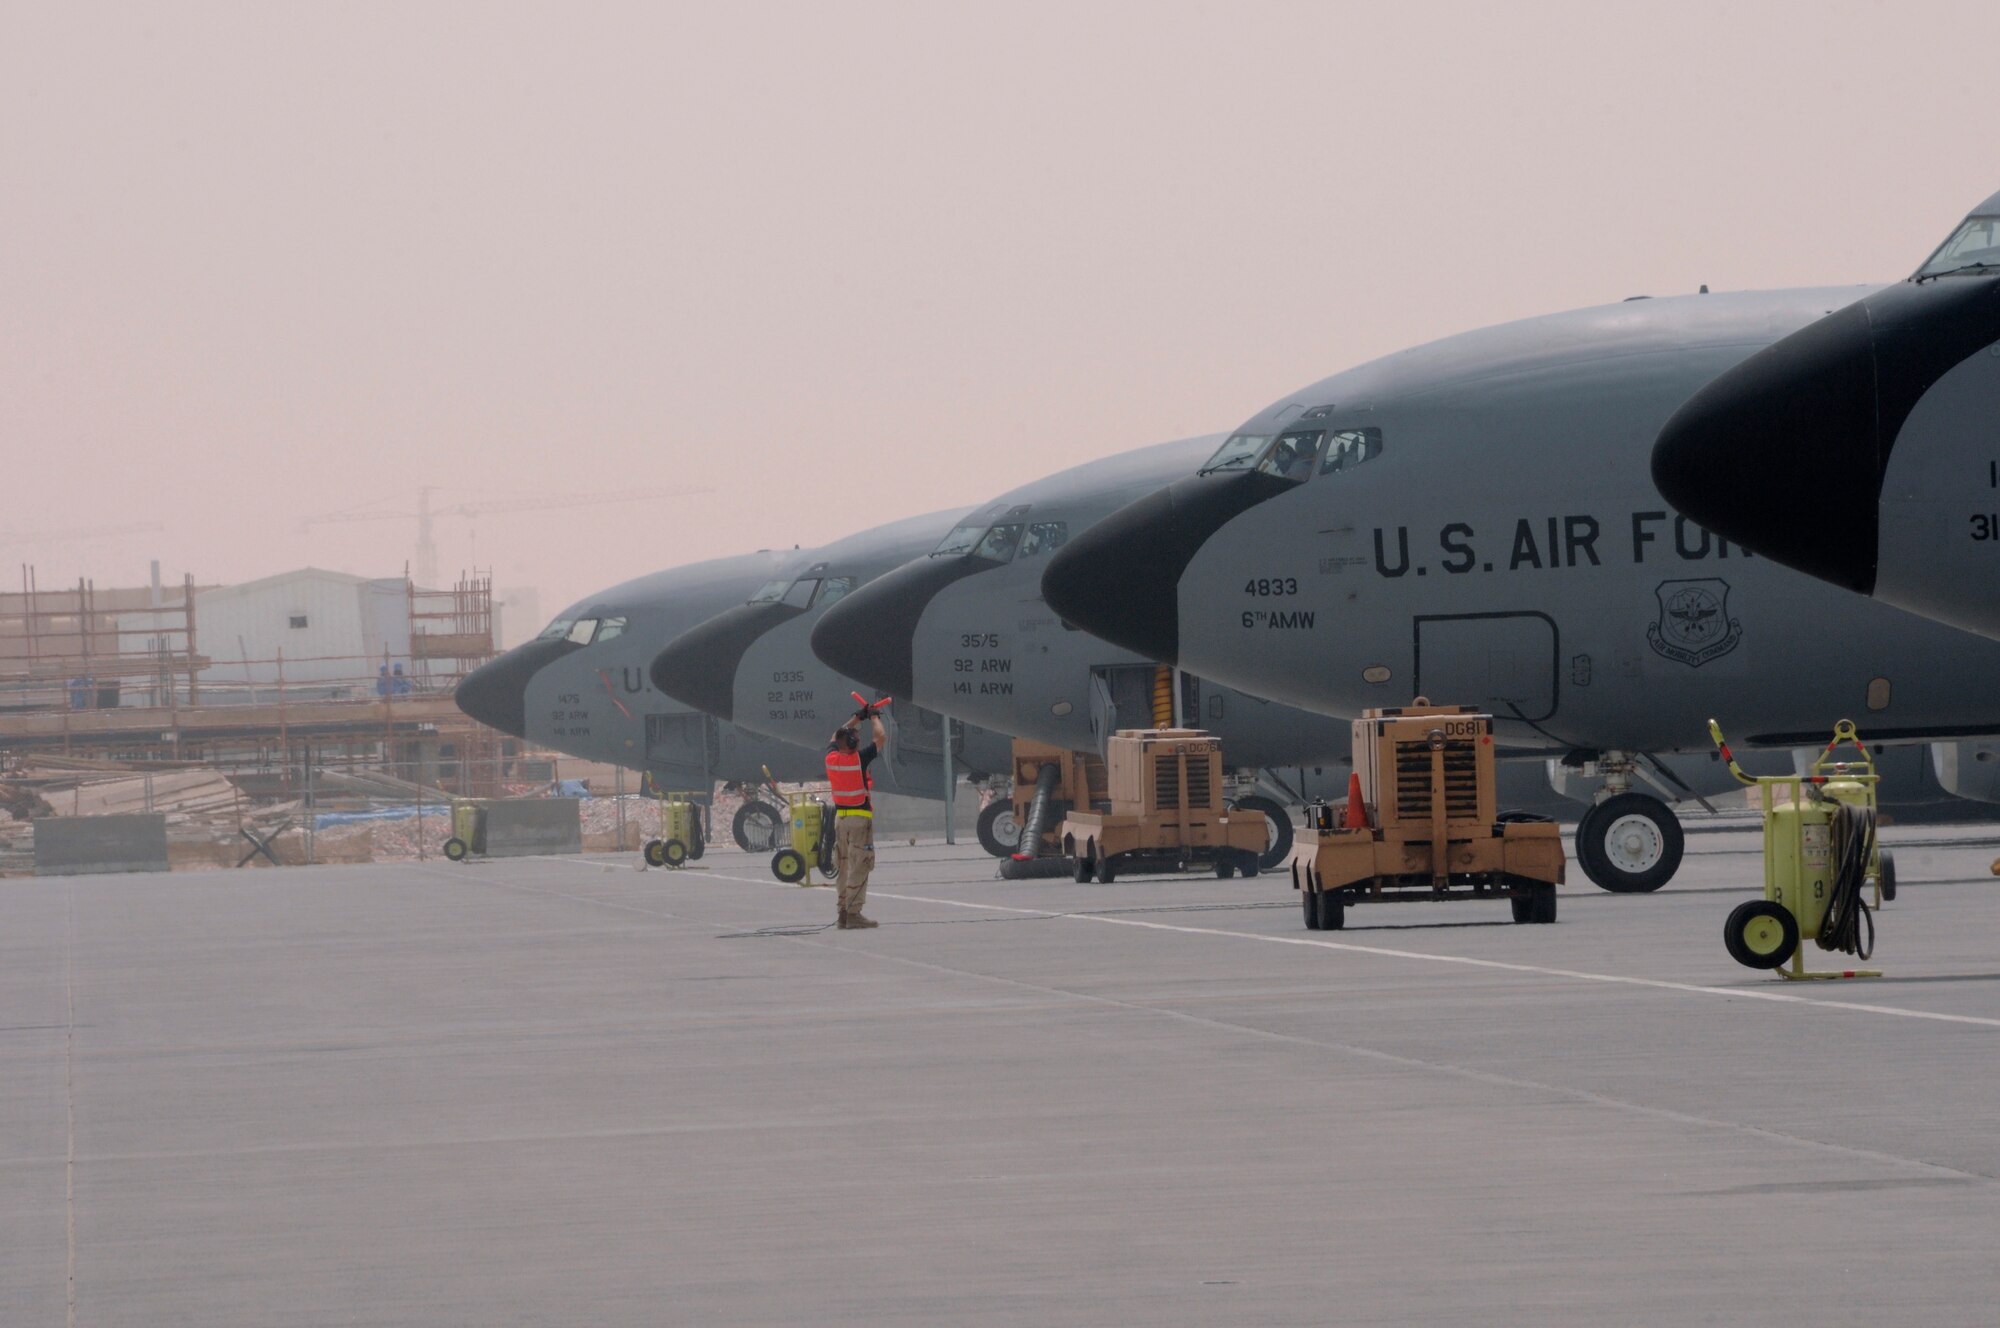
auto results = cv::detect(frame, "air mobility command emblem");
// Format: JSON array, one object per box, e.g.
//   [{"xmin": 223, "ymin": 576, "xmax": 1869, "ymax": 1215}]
[{"xmin": 1647, "ymin": 579, "xmax": 1742, "ymax": 667}]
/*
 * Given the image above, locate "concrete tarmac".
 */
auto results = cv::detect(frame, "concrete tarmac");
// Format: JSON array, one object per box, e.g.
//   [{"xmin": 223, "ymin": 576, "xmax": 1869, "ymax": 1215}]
[{"xmin": 7, "ymin": 825, "xmax": 2000, "ymax": 1325}]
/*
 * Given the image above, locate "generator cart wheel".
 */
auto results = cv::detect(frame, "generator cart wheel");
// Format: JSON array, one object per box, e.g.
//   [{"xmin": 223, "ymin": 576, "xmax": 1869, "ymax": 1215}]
[
  {"xmin": 662, "ymin": 838, "xmax": 689, "ymax": 868},
  {"xmin": 1073, "ymin": 852, "xmax": 1094, "ymax": 883},
  {"xmin": 1529, "ymin": 883, "xmax": 1557, "ymax": 924},
  {"xmin": 1239, "ymin": 849, "xmax": 1261, "ymax": 879},
  {"xmin": 1510, "ymin": 889, "xmax": 1533, "ymax": 924},
  {"xmin": 1879, "ymin": 850, "xmax": 1897, "ymax": 902},
  {"xmin": 1576, "ymin": 793, "xmax": 1683, "ymax": 893},
  {"xmin": 1214, "ymin": 857, "xmax": 1237, "ymax": 879},
  {"xmin": 1096, "ymin": 853, "xmax": 1118, "ymax": 884},
  {"xmin": 734, "ymin": 800, "xmax": 785, "ymax": 853},
  {"xmin": 1724, "ymin": 900, "xmax": 1799, "ymax": 970},
  {"xmin": 771, "ymin": 847, "xmax": 808, "ymax": 884},
  {"xmin": 1231, "ymin": 794, "xmax": 1294, "ymax": 869},
  {"xmin": 1303, "ymin": 888, "xmax": 1322, "ymax": 930},
  {"xmin": 976, "ymin": 799, "xmax": 1023, "ymax": 858},
  {"xmin": 1315, "ymin": 890, "xmax": 1345, "ymax": 930},
  {"xmin": 643, "ymin": 839, "xmax": 667, "ymax": 868},
  {"xmin": 443, "ymin": 837, "xmax": 469, "ymax": 862},
  {"xmin": 688, "ymin": 817, "xmax": 706, "ymax": 860}
]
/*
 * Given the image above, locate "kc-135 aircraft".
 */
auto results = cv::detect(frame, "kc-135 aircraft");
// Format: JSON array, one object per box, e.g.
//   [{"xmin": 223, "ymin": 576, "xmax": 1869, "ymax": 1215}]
[
  {"xmin": 1039, "ymin": 285, "xmax": 2000, "ymax": 887},
  {"xmin": 454, "ymin": 550, "xmax": 973, "ymax": 850},
  {"xmin": 644, "ymin": 508, "xmax": 1017, "ymax": 835},
  {"xmin": 1651, "ymin": 189, "xmax": 2000, "ymax": 643}
]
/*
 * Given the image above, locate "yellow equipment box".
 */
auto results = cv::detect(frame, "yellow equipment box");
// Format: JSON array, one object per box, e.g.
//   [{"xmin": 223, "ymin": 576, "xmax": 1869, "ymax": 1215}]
[{"xmin": 1292, "ymin": 702, "xmax": 1565, "ymax": 930}]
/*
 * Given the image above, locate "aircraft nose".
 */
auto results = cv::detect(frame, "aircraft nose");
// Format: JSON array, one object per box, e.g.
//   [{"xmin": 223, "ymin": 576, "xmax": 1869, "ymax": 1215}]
[
  {"xmin": 649, "ymin": 602, "xmax": 800, "ymax": 720},
  {"xmin": 453, "ymin": 639, "xmax": 578, "ymax": 738},
  {"xmin": 1650, "ymin": 300, "xmax": 1884, "ymax": 594},
  {"xmin": 811, "ymin": 557, "xmax": 988, "ymax": 698},
  {"xmin": 1041, "ymin": 471, "xmax": 1291, "ymax": 663}
]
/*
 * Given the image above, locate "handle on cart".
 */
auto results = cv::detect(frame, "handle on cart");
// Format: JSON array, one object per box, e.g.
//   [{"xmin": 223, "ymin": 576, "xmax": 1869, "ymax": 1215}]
[
  {"xmin": 1806, "ymin": 718, "xmax": 1878, "ymax": 785},
  {"xmin": 1706, "ymin": 719, "xmax": 1758, "ymax": 787}
]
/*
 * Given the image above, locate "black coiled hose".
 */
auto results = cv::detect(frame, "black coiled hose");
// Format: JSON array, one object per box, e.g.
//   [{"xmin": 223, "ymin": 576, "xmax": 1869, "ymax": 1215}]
[{"xmin": 1817, "ymin": 799, "xmax": 1875, "ymax": 960}]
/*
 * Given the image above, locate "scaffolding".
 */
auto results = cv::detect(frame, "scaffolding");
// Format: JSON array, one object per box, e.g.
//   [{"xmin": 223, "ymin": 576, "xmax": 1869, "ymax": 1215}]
[{"xmin": 0, "ymin": 564, "xmax": 510, "ymax": 797}]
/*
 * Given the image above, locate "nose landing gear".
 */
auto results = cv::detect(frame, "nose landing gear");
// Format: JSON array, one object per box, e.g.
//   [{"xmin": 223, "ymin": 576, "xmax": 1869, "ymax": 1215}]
[{"xmin": 1570, "ymin": 754, "xmax": 1686, "ymax": 893}]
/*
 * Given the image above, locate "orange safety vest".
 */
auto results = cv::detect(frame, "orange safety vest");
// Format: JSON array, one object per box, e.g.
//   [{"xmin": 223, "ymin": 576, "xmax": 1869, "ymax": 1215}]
[{"xmin": 826, "ymin": 748, "xmax": 872, "ymax": 811}]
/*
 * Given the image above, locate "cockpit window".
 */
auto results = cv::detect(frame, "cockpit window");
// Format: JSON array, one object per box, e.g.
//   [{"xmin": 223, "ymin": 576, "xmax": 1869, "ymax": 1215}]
[
  {"xmin": 932, "ymin": 522, "xmax": 989, "ymax": 558},
  {"xmin": 595, "ymin": 617, "xmax": 627, "ymax": 642},
  {"xmin": 780, "ymin": 578, "xmax": 819, "ymax": 608},
  {"xmin": 973, "ymin": 523, "xmax": 1024, "ymax": 562},
  {"xmin": 537, "ymin": 617, "xmax": 575, "ymax": 641},
  {"xmin": 565, "ymin": 618, "xmax": 599, "ymax": 645},
  {"xmin": 1018, "ymin": 522, "xmax": 1069, "ymax": 557},
  {"xmin": 1255, "ymin": 427, "xmax": 1325, "ymax": 481},
  {"xmin": 1319, "ymin": 427, "xmax": 1385, "ymax": 475},
  {"xmin": 814, "ymin": 576, "xmax": 854, "ymax": 607},
  {"xmin": 1198, "ymin": 434, "xmax": 1270, "ymax": 475},
  {"xmin": 1917, "ymin": 216, "xmax": 2000, "ymax": 278},
  {"xmin": 748, "ymin": 578, "xmax": 790, "ymax": 604}
]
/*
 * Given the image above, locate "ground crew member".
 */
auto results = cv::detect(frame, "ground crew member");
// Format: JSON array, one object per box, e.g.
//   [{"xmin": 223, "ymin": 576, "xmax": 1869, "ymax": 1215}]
[{"xmin": 826, "ymin": 706, "xmax": 888, "ymax": 929}]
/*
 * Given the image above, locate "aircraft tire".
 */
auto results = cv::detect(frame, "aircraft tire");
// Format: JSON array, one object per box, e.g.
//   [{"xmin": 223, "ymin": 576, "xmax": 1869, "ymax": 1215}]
[
  {"xmin": 1231, "ymin": 794, "xmax": 1294, "ymax": 869},
  {"xmin": 734, "ymin": 800, "xmax": 784, "ymax": 853},
  {"xmin": 1576, "ymin": 793, "xmax": 1683, "ymax": 893},
  {"xmin": 976, "ymin": 799, "xmax": 1023, "ymax": 858},
  {"xmin": 1724, "ymin": 899, "xmax": 1798, "ymax": 969}
]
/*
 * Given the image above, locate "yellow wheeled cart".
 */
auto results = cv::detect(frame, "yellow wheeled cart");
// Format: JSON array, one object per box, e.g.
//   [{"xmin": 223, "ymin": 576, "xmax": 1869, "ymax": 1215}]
[
  {"xmin": 642, "ymin": 792, "xmax": 705, "ymax": 869},
  {"xmin": 771, "ymin": 792, "xmax": 837, "ymax": 886},
  {"xmin": 442, "ymin": 799, "xmax": 485, "ymax": 861},
  {"xmin": 1710, "ymin": 719, "xmax": 1882, "ymax": 979}
]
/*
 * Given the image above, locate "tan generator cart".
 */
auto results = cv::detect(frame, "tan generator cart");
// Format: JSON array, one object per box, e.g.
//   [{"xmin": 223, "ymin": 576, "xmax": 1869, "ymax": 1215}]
[
  {"xmin": 1293, "ymin": 702, "xmax": 1565, "ymax": 930},
  {"xmin": 1059, "ymin": 729, "xmax": 1268, "ymax": 883}
]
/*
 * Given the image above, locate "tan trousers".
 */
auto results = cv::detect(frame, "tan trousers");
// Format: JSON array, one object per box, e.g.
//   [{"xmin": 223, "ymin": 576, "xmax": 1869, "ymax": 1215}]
[{"xmin": 834, "ymin": 812, "xmax": 874, "ymax": 916}]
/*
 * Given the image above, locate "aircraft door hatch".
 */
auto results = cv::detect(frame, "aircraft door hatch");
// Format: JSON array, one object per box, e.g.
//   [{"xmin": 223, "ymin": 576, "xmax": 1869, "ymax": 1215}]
[
  {"xmin": 1412, "ymin": 612, "xmax": 1559, "ymax": 724},
  {"xmin": 1089, "ymin": 664, "xmax": 1161, "ymax": 754}
]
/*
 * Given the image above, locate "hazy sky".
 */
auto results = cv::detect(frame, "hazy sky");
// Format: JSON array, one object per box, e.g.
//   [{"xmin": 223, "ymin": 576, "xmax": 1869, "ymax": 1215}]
[{"xmin": 2, "ymin": 1, "xmax": 1988, "ymax": 619}]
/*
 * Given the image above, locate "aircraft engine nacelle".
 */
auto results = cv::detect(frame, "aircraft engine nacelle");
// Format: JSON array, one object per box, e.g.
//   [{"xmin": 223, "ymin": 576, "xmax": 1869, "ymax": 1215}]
[{"xmin": 1929, "ymin": 740, "xmax": 2000, "ymax": 804}]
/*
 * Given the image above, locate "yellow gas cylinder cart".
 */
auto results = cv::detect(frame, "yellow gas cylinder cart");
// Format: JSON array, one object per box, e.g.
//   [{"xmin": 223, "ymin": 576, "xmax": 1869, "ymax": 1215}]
[
  {"xmin": 1710, "ymin": 719, "xmax": 1883, "ymax": 979},
  {"xmin": 771, "ymin": 791, "xmax": 837, "ymax": 886},
  {"xmin": 442, "ymin": 798, "xmax": 486, "ymax": 861},
  {"xmin": 642, "ymin": 793, "xmax": 705, "ymax": 869}
]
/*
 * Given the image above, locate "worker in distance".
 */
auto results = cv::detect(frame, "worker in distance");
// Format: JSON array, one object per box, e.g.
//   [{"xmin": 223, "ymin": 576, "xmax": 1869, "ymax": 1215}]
[{"xmin": 826, "ymin": 698, "xmax": 889, "ymax": 929}]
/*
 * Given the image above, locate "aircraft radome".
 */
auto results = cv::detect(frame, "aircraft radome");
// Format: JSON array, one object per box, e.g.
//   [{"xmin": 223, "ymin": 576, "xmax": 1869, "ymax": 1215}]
[
  {"xmin": 1040, "ymin": 285, "xmax": 2000, "ymax": 888},
  {"xmin": 1652, "ymin": 188, "xmax": 2000, "ymax": 642}
]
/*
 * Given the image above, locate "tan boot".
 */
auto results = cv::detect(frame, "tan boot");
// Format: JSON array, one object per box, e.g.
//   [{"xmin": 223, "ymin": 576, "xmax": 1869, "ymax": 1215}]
[
  {"xmin": 836, "ymin": 910, "xmax": 853, "ymax": 929},
  {"xmin": 847, "ymin": 913, "xmax": 878, "ymax": 929}
]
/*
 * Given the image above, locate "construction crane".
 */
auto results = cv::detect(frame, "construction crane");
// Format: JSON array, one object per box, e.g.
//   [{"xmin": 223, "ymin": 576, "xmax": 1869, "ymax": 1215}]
[
  {"xmin": 300, "ymin": 487, "xmax": 707, "ymax": 586},
  {"xmin": 0, "ymin": 521, "xmax": 165, "ymax": 549}
]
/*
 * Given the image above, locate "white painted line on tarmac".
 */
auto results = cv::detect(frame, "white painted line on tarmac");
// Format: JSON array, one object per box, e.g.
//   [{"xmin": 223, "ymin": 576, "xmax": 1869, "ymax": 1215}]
[{"xmin": 870, "ymin": 889, "xmax": 2000, "ymax": 1032}]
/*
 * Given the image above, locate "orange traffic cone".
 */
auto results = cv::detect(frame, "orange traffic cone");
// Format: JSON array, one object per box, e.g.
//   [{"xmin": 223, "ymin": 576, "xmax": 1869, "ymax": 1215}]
[{"xmin": 1342, "ymin": 772, "xmax": 1369, "ymax": 830}]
